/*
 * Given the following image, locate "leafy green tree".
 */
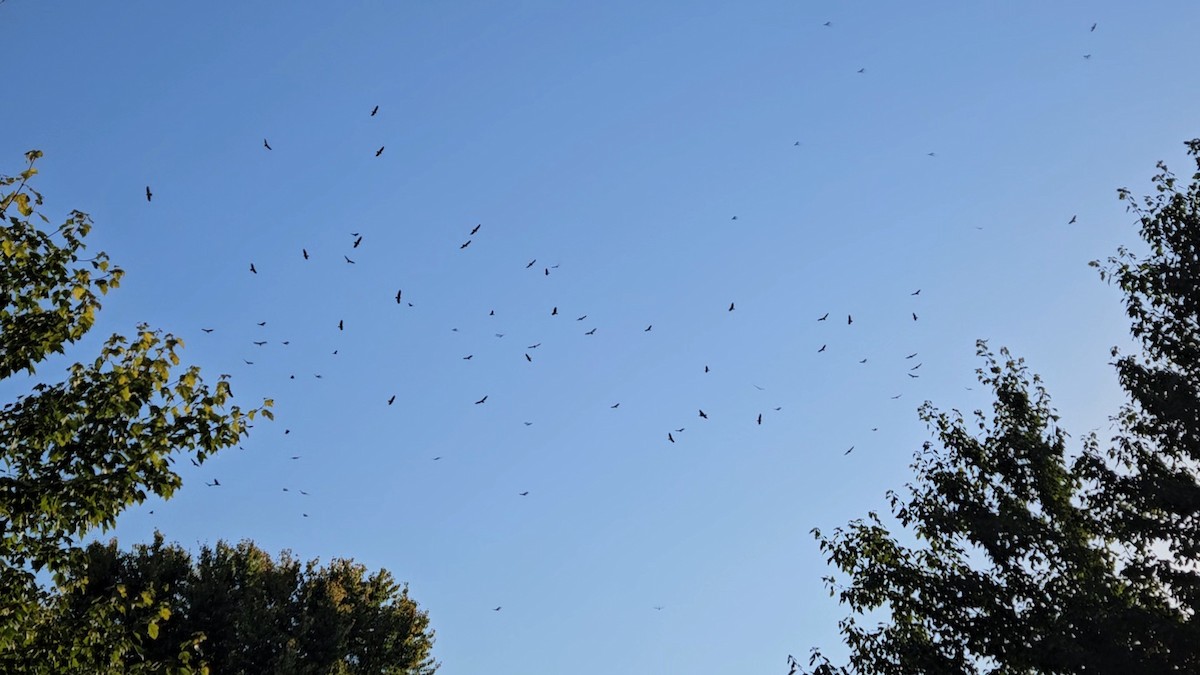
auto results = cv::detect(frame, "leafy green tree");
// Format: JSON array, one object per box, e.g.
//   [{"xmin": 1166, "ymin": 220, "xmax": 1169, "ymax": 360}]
[
  {"xmin": 803, "ymin": 139, "xmax": 1200, "ymax": 674},
  {"xmin": 1, "ymin": 150, "xmax": 270, "ymax": 672},
  {"xmin": 61, "ymin": 535, "xmax": 438, "ymax": 675}
]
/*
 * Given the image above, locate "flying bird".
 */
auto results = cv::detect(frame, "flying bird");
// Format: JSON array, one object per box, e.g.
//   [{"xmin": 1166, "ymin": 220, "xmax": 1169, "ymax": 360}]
[
  {"xmin": 370, "ymin": 105, "xmax": 379, "ymax": 116},
  {"xmin": 906, "ymin": 352, "xmax": 918, "ymax": 359},
  {"xmin": 475, "ymin": 395, "xmax": 488, "ymax": 404},
  {"xmin": 493, "ymin": 607, "xmax": 502, "ymax": 611},
  {"xmin": 1090, "ymin": 22, "xmax": 1097, "ymax": 32},
  {"xmin": 644, "ymin": 325, "xmax": 652, "ymax": 332},
  {"xmin": 544, "ymin": 267, "xmax": 550, "ymax": 276},
  {"xmin": 338, "ymin": 320, "xmax": 343, "ymax": 331},
  {"xmin": 818, "ymin": 344, "xmax": 827, "ymax": 353},
  {"xmin": 753, "ymin": 384, "xmax": 765, "ymax": 391},
  {"xmin": 353, "ymin": 235, "xmax": 363, "ymax": 248},
  {"xmin": 699, "ymin": 409, "xmax": 708, "ymax": 419},
  {"xmin": 668, "ymin": 433, "xmax": 675, "ymax": 443},
  {"xmin": 551, "ymin": 307, "xmax": 558, "ymax": 316},
  {"xmin": 1083, "ymin": 54, "xmax": 1092, "ymax": 59},
  {"xmin": 848, "ymin": 314, "xmax": 853, "ymax": 325},
  {"xmin": 911, "ymin": 289, "xmax": 920, "ymax": 295},
  {"xmin": 731, "ymin": 215, "xmax": 738, "ymax": 220},
  {"xmin": 704, "ymin": 365, "xmax": 709, "ymax": 373},
  {"xmin": 344, "ymin": 255, "xmax": 356, "ymax": 264},
  {"xmin": 908, "ymin": 373, "xmax": 920, "ymax": 378},
  {"xmin": 757, "ymin": 414, "xmax": 762, "ymax": 425},
  {"xmin": 912, "ymin": 312, "xmax": 918, "ymax": 321},
  {"xmin": 891, "ymin": 394, "xmax": 902, "ymax": 399},
  {"xmin": 675, "ymin": 428, "xmax": 685, "ymax": 433},
  {"xmin": 257, "ymin": 321, "xmax": 267, "ymax": 326},
  {"xmin": 857, "ymin": 68, "xmax": 866, "ymax": 73},
  {"xmin": 396, "ymin": 289, "xmax": 403, "ymax": 303},
  {"xmin": 250, "ymin": 263, "xmax": 257, "ymax": 274},
  {"xmin": 470, "ymin": 224, "xmax": 481, "ymax": 235},
  {"xmin": 610, "ymin": 403, "xmax": 619, "ymax": 409},
  {"xmin": 818, "ymin": 312, "xmax": 829, "ymax": 321},
  {"xmin": 375, "ymin": 146, "xmax": 385, "ymax": 156},
  {"xmin": 303, "ymin": 248, "xmax": 309, "ymax": 260},
  {"xmin": 576, "ymin": 315, "xmax": 587, "ymax": 321},
  {"xmin": 463, "ymin": 355, "xmax": 473, "ymax": 360},
  {"xmin": 585, "ymin": 328, "xmax": 596, "ymax": 335},
  {"xmin": 253, "ymin": 341, "xmax": 267, "ymax": 346},
  {"xmin": 1068, "ymin": 215, "xmax": 1077, "ymax": 224},
  {"xmin": 728, "ymin": 302, "xmax": 735, "ymax": 311},
  {"xmin": 910, "ymin": 363, "xmax": 922, "ymax": 370},
  {"xmin": 525, "ymin": 353, "xmax": 532, "ymax": 362},
  {"xmin": 927, "ymin": 152, "xmax": 936, "ymax": 157},
  {"xmin": 145, "ymin": 186, "xmax": 152, "ymax": 202},
  {"xmin": 519, "ymin": 491, "xmax": 529, "ymax": 496},
  {"xmin": 206, "ymin": 479, "xmax": 221, "ymax": 487},
  {"xmin": 263, "ymin": 139, "xmax": 272, "ymax": 150},
  {"xmin": 201, "ymin": 328, "xmax": 214, "ymax": 333},
  {"xmin": 243, "ymin": 359, "xmax": 254, "ymax": 365},
  {"xmin": 527, "ymin": 343, "xmax": 541, "ymax": 349},
  {"xmin": 525, "ymin": 260, "xmax": 536, "ymax": 269},
  {"xmin": 844, "ymin": 446, "xmax": 854, "ymax": 455},
  {"xmin": 388, "ymin": 395, "xmax": 396, "ymax": 405},
  {"xmin": 823, "ymin": 21, "xmax": 832, "ymax": 26},
  {"xmin": 461, "ymin": 240, "xmax": 471, "ymax": 249},
  {"xmin": 859, "ymin": 358, "xmax": 868, "ymax": 364}
]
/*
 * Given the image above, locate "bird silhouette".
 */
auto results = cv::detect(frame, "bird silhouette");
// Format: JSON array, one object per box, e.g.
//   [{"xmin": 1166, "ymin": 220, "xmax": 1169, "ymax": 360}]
[
  {"xmin": 675, "ymin": 428, "xmax": 685, "ymax": 433},
  {"xmin": 206, "ymin": 479, "xmax": 221, "ymax": 487},
  {"xmin": 353, "ymin": 235, "xmax": 363, "ymax": 248},
  {"xmin": 906, "ymin": 352, "xmax": 918, "ymax": 359},
  {"xmin": 912, "ymin": 312, "xmax": 918, "ymax": 321},
  {"xmin": 388, "ymin": 395, "xmax": 396, "ymax": 405},
  {"xmin": 818, "ymin": 312, "xmax": 829, "ymax": 321},
  {"xmin": 728, "ymin": 302, "xmax": 735, "ymax": 311},
  {"xmin": 519, "ymin": 491, "xmax": 529, "ymax": 496},
  {"xmin": 525, "ymin": 354, "xmax": 532, "ymax": 362},
  {"xmin": 263, "ymin": 139, "xmax": 272, "ymax": 150},
  {"xmin": 844, "ymin": 446, "xmax": 854, "ymax": 455},
  {"xmin": 848, "ymin": 315, "xmax": 853, "ymax": 325},
  {"xmin": 527, "ymin": 343, "xmax": 541, "ymax": 349},
  {"xmin": 576, "ymin": 315, "xmax": 587, "ymax": 321},
  {"xmin": 526, "ymin": 259, "xmax": 536, "ymax": 268},
  {"xmin": 257, "ymin": 321, "xmax": 267, "ymax": 326},
  {"xmin": 823, "ymin": 21, "xmax": 832, "ymax": 26},
  {"xmin": 668, "ymin": 433, "xmax": 675, "ymax": 443},
  {"xmin": 1068, "ymin": 215, "xmax": 1077, "ymax": 224},
  {"xmin": 376, "ymin": 146, "xmax": 385, "ymax": 156},
  {"xmin": 859, "ymin": 358, "xmax": 868, "ymax": 364},
  {"xmin": 253, "ymin": 341, "xmax": 267, "ymax": 346},
  {"xmin": 544, "ymin": 267, "xmax": 550, "ymax": 276},
  {"xmin": 585, "ymin": 328, "xmax": 596, "ymax": 335},
  {"xmin": 302, "ymin": 248, "xmax": 309, "ymax": 260},
  {"xmin": 644, "ymin": 325, "xmax": 652, "ymax": 332},
  {"xmin": 250, "ymin": 263, "xmax": 257, "ymax": 274},
  {"xmin": 201, "ymin": 328, "xmax": 214, "ymax": 333},
  {"xmin": 910, "ymin": 363, "xmax": 922, "ymax": 370},
  {"xmin": 344, "ymin": 255, "xmax": 356, "ymax": 264},
  {"xmin": 493, "ymin": 607, "xmax": 502, "ymax": 611},
  {"xmin": 1090, "ymin": 22, "xmax": 1097, "ymax": 32},
  {"xmin": 699, "ymin": 410, "xmax": 708, "ymax": 419},
  {"xmin": 470, "ymin": 224, "xmax": 481, "ymax": 235},
  {"xmin": 927, "ymin": 152, "xmax": 936, "ymax": 157},
  {"xmin": 757, "ymin": 414, "xmax": 762, "ymax": 425},
  {"xmin": 475, "ymin": 395, "xmax": 488, "ymax": 404},
  {"xmin": 753, "ymin": 384, "xmax": 765, "ymax": 390},
  {"xmin": 891, "ymin": 394, "xmax": 902, "ymax": 399},
  {"xmin": 370, "ymin": 105, "xmax": 379, "ymax": 116},
  {"xmin": 551, "ymin": 307, "xmax": 558, "ymax": 316},
  {"xmin": 461, "ymin": 240, "xmax": 471, "ymax": 249},
  {"xmin": 818, "ymin": 344, "xmax": 827, "ymax": 353},
  {"xmin": 857, "ymin": 68, "xmax": 866, "ymax": 73},
  {"xmin": 243, "ymin": 359, "xmax": 254, "ymax": 365},
  {"xmin": 611, "ymin": 403, "xmax": 619, "ymax": 409},
  {"xmin": 731, "ymin": 215, "xmax": 738, "ymax": 220},
  {"xmin": 908, "ymin": 373, "xmax": 920, "ymax": 378},
  {"xmin": 145, "ymin": 186, "xmax": 152, "ymax": 202},
  {"xmin": 338, "ymin": 320, "xmax": 344, "ymax": 331},
  {"xmin": 1083, "ymin": 54, "xmax": 1092, "ymax": 59},
  {"xmin": 463, "ymin": 355, "xmax": 473, "ymax": 360},
  {"xmin": 396, "ymin": 290, "xmax": 403, "ymax": 303},
  {"xmin": 489, "ymin": 310, "xmax": 494, "ymax": 316},
  {"xmin": 704, "ymin": 365, "xmax": 709, "ymax": 373}
]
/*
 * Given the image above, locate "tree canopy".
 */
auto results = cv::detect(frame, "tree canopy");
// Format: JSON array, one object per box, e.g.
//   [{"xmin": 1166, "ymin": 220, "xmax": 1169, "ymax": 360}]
[
  {"xmin": 803, "ymin": 139, "xmax": 1200, "ymax": 674},
  {"xmin": 58, "ymin": 534, "xmax": 438, "ymax": 675},
  {"xmin": 2, "ymin": 151, "xmax": 434, "ymax": 673}
]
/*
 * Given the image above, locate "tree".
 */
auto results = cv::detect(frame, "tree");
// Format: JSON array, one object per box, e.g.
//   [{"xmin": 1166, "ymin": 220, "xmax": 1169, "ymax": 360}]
[
  {"xmin": 803, "ymin": 139, "xmax": 1200, "ymax": 674},
  {"xmin": 1, "ymin": 150, "xmax": 270, "ymax": 672},
  {"xmin": 56, "ymin": 535, "xmax": 438, "ymax": 675}
]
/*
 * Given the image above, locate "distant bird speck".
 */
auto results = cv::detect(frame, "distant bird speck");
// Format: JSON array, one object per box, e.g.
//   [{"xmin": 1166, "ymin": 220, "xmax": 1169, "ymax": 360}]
[
  {"xmin": 370, "ymin": 105, "xmax": 379, "ymax": 116},
  {"xmin": 699, "ymin": 409, "xmax": 708, "ymax": 419},
  {"xmin": 1068, "ymin": 215, "xmax": 1077, "ymax": 224},
  {"xmin": 818, "ymin": 312, "xmax": 829, "ymax": 321},
  {"xmin": 375, "ymin": 146, "xmax": 385, "ymax": 156},
  {"xmin": 470, "ymin": 223, "xmax": 481, "ymax": 235},
  {"xmin": 263, "ymin": 139, "xmax": 272, "ymax": 150},
  {"xmin": 145, "ymin": 186, "xmax": 152, "ymax": 202},
  {"xmin": 344, "ymin": 255, "xmax": 356, "ymax": 264},
  {"xmin": 250, "ymin": 263, "xmax": 257, "ymax": 274},
  {"xmin": 475, "ymin": 395, "xmax": 488, "ymax": 404}
]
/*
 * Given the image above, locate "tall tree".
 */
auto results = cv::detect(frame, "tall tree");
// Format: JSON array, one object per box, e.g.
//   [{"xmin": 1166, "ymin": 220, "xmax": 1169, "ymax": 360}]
[
  {"xmin": 803, "ymin": 139, "xmax": 1200, "ymax": 674},
  {"xmin": 59, "ymin": 535, "xmax": 438, "ymax": 675},
  {"xmin": 1, "ymin": 151, "xmax": 270, "ymax": 672}
]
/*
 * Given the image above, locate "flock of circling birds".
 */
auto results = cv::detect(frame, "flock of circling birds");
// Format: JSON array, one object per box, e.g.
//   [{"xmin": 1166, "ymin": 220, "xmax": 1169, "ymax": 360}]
[{"xmin": 134, "ymin": 20, "xmax": 1102, "ymax": 636}]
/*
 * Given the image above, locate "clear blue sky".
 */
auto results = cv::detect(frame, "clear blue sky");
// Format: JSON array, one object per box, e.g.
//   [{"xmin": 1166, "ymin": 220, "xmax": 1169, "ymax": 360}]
[{"xmin": 4, "ymin": 1, "xmax": 1199, "ymax": 672}]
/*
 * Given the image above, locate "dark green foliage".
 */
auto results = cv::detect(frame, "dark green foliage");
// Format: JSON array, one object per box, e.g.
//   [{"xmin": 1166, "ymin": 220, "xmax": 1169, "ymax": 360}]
[
  {"xmin": 1, "ymin": 151, "xmax": 269, "ymax": 672},
  {"xmin": 60, "ymin": 535, "xmax": 438, "ymax": 675},
  {"xmin": 805, "ymin": 140, "xmax": 1200, "ymax": 674}
]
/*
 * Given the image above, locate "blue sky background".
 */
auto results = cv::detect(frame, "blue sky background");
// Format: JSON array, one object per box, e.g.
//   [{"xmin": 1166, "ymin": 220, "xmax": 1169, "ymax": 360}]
[{"xmin": 4, "ymin": 1, "xmax": 1200, "ymax": 672}]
